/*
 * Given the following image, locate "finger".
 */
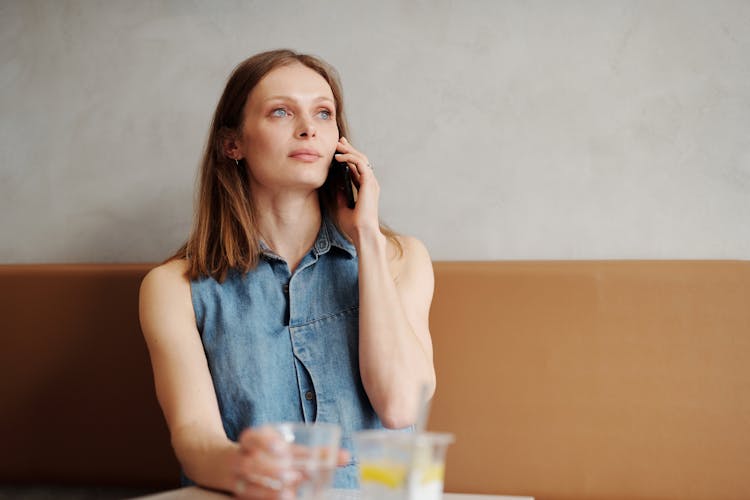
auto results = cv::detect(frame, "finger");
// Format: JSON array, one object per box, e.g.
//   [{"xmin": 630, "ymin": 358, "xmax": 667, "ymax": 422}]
[
  {"xmin": 334, "ymin": 153, "xmax": 371, "ymax": 177},
  {"xmin": 244, "ymin": 471, "xmax": 288, "ymax": 491},
  {"xmin": 235, "ymin": 476, "xmax": 270, "ymax": 499},
  {"xmin": 238, "ymin": 426, "xmax": 288, "ymax": 456},
  {"xmin": 235, "ymin": 451, "xmax": 300, "ymax": 484},
  {"xmin": 336, "ymin": 137, "xmax": 363, "ymax": 156},
  {"xmin": 335, "ymin": 138, "xmax": 351, "ymax": 155},
  {"xmin": 334, "ymin": 151, "xmax": 368, "ymax": 166},
  {"xmin": 236, "ymin": 470, "xmax": 301, "ymax": 499},
  {"xmin": 235, "ymin": 477, "xmax": 272, "ymax": 499},
  {"xmin": 346, "ymin": 164, "xmax": 362, "ymax": 188},
  {"xmin": 348, "ymin": 163, "xmax": 375, "ymax": 190},
  {"xmin": 234, "ymin": 444, "xmax": 301, "ymax": 495},
  {"xmin": 235, "ymin": 477, "xmax": 293, "ymax": 500},
  {"xmin": 337, "ymin": 448, "xmax": 351, "ymax": 466}
]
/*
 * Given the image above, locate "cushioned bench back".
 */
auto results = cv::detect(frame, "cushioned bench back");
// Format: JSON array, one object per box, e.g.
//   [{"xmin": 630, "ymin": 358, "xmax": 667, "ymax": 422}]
[
  {"xmin": 0, "ymin": 264, "xmax": 178, "ymax": 488},
  {"xmin": 428, "ymin": 261, "xmax": 750, "ymax": 500},
  {"xmin": 3, "ymin": 261, "xmax": 749, "ymax": 499}
]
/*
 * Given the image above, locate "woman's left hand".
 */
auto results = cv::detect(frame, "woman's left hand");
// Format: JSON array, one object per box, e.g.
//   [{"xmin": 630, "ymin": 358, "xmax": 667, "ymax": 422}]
[{"xmin": 333, "ymin": 137, "xmax": 381, "ymax": 246}]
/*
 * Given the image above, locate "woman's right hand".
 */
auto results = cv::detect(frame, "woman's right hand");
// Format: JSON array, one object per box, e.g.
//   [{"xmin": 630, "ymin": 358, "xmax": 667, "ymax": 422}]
[
  {"xmin": 231, "ymin": 425, "xmax": 352, "ymax": 499},
  {"xmin": 232, "ymin": 426, "xmax": 300, "ymax": 499}
]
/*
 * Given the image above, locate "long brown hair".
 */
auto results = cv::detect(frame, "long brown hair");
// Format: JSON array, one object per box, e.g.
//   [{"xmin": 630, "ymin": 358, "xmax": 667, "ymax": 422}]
[{"xmin": 171, "ymin": 49, "xmax": 400, "ymax": 282}]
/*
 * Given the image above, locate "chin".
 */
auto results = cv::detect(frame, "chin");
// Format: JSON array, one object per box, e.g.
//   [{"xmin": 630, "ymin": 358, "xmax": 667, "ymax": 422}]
[{"xmin": 296, "ymin": 172, "xmax": 328, "ymax": 192}]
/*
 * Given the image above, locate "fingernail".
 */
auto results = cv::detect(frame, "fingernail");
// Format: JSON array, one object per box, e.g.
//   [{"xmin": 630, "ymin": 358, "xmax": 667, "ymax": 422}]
[
  {"xmin": 268, "ymin": 438, "xmax": 287, "ymax": 454},
  {"xmin": 282, "ymin": 470, "xmax": 300, "ymax": 482},
  {"xmin": 235, "ymin": 478, "xmax": 246, "ymax": 494}
]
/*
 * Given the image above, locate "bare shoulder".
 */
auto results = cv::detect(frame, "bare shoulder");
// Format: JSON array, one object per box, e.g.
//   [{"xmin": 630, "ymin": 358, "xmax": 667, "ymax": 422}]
[
  {"xmin": 139, "ymin": 259, "xmax": 195, "ymax": 340},
  {"xmin": 395, "ymin": 234, "xmax": 431, "ymax": 261},
  {"xmin": 388, "ymin": 234, "xmax": 434, "ymax": 288},
  {"xmin": 142, "ymin": 259, "xmax": 190, "ymax": 287}
]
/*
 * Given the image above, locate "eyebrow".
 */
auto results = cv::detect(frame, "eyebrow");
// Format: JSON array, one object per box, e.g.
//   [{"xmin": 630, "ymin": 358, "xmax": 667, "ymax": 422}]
[{"xmin": 263, "ymin": 95, "xmax": 335, "ymax": 105}]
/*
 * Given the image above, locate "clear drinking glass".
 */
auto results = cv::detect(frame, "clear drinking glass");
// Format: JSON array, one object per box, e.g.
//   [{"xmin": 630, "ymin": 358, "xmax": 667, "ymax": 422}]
[
  {"xmin": 270, "ymin": 422, "xmax": 342, "ymax": 499},
  {"xmin": 354, "ymin": 430, "xmax": 454, "ymax": 500}
]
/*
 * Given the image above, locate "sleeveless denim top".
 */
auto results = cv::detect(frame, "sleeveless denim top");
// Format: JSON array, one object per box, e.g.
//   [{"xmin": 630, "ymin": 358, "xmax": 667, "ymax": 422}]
[{"xmin": 189, "ymin": 217, "xmax": 384, "ymax": 488}]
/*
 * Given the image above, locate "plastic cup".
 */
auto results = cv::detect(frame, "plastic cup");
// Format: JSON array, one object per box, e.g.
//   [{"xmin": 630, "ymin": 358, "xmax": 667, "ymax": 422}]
[
  {"xmin": 270, "ymin": 422, "xmax": 341, "ymax": 499},
  {"xmin": 353, "ymin": 430, "xmax": 454, "ymax": 500}
]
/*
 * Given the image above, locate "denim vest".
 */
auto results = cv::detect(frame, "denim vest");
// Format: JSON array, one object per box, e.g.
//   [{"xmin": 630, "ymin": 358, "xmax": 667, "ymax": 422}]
[{"xmin": 189, "ymin": 217, "xmax": 383, "ymax": 488}]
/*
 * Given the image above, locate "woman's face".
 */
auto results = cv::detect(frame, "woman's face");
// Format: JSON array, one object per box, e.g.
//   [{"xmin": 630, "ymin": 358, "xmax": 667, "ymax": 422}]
[{"xmin": 237, "ymin": 62, "xmax": 339, "ymax": 193}]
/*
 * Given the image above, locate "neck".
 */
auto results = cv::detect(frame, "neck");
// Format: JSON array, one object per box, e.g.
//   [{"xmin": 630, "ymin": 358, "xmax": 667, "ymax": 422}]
[{"xmin": 254, "ymin": 191, "xmax": 323, "ymax": 273}]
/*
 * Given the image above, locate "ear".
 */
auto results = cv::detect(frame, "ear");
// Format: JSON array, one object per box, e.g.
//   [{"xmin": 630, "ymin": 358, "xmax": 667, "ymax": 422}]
[{"xmin": 219, "ymin": 127, "xmax": 242, "ymax": 161}]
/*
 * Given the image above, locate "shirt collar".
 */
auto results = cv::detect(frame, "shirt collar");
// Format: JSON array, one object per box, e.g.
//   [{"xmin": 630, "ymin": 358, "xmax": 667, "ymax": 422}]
[
  {"xmin": 258, "ymin": 216, "xmax": 356, "ymax": 260},
  {"xmin": 318, "ymin": 216, "xmax": 357, "ymax": 258}
]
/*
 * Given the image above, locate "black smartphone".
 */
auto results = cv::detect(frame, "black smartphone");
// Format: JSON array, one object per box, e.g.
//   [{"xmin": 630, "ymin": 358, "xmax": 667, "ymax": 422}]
[{"xmin": 329, "ymin": 160, "xmax": 356, "ymax": 209}]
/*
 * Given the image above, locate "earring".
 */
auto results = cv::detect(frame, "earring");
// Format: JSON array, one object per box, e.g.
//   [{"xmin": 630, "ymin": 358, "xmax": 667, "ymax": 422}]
[{"xmin": 235, "ymin": 159, "xmax": 240, "ymax": 166}]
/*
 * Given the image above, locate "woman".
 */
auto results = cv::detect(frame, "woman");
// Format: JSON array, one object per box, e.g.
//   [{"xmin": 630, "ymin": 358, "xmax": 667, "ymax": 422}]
[{"xmin": 139, "ymin": 49, "xmax": 435, "ymax": 498}]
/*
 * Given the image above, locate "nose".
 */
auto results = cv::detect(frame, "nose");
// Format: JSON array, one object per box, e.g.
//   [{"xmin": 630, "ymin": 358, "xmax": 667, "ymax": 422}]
[{"xmin": 297, "ymin": 116, "xmax": 316, "ymax": 138}]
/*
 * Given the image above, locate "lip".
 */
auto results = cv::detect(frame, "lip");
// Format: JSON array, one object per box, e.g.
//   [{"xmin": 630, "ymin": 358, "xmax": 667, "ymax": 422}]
[{"xmin": 289, "ymin": 149, "xmax": 322, "ymax": 162}]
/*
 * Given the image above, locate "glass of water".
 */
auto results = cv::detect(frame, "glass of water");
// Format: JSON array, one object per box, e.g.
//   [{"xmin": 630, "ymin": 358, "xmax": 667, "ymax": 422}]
[
  {"xmin": 354, "ymin": 430, "xmax": 454, "ymax": 500},
  {"xmin": 270, "ymin": 422, "xmax": 342, "ymax": 499}
]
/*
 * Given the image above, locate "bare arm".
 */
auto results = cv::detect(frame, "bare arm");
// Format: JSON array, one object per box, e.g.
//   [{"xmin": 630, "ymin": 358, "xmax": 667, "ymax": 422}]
[
  {"xmin": 334, "ymin": 138, "xmax": 436, "ymax": 429},
  {"xmin": 357, "ymin": 233, "xmax": 436, "ymax": 429},
  {"xmin": 139, "ymin": 260, "xmax": 238, "ymax": 491}
]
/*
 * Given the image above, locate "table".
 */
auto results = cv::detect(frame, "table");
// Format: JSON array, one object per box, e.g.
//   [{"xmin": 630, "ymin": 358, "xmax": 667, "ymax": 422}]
[{"xmin": 135, "ymin": 486, "xmax": 533, "ymax": 500}]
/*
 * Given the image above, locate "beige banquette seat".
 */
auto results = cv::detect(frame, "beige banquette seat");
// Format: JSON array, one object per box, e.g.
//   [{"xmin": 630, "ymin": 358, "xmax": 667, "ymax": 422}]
[{"xmin": 1, "ymin": 261, "xmax": 748, "ymax": 499}]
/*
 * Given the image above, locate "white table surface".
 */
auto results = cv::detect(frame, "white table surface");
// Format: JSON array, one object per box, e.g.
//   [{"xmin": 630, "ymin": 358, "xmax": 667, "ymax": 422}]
[{"xmin": 134, "ymin": 486, "xmax": 533, "ymax": 500}]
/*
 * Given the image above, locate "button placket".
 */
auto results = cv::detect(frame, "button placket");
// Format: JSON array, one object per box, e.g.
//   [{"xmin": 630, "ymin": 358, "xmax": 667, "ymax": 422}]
[{"xmin": 282, "ymin": 280, "xmax": 291, "ymax": 326}]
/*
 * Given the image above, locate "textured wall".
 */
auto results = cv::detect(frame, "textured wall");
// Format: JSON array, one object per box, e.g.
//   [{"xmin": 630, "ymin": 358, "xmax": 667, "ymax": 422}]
[{"xmin": 1, "ymin": 0, "xmax": 748, "ymax": 262}]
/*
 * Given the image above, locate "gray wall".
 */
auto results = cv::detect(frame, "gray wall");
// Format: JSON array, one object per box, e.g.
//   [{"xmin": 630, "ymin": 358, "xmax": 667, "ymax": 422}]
[{"xmin": 1, "ymin": 0, "xmax": 748, "ymax": 263}]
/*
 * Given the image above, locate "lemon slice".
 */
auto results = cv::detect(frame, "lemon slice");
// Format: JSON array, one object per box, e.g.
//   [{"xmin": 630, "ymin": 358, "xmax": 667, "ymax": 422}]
[
  {"xmin": 360, "ymin": 462, "xmax": 408, "ymax": 488},
  {"xmin": 419, "ymin": 463, "xmax": 445, "ymax": 484}
]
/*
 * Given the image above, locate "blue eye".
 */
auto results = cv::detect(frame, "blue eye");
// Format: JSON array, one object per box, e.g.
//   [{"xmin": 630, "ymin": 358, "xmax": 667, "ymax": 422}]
[
  {"xmin": 272, "ymin": 108, "xmax": 288, "ymax": 117},
  {"xmin": 318, "ymin": 110, "xmax": 332, "ymax": 120}
]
